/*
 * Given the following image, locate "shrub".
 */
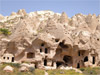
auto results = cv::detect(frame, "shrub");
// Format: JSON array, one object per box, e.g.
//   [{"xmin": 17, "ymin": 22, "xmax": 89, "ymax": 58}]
[
  {"xmin": 4, "ymin": 63, "xmax": 21, "ymax": 68},
  {"xmin": 29, "ymin": 67, "xmax": 35, "ymax": 72},
  {"xmin": 80, "ymin": 68, "xmax": 85, "ymax": 71},
  {"xmin": 0, "ymin": 28, "xmax": 11, "ymax": 35}
]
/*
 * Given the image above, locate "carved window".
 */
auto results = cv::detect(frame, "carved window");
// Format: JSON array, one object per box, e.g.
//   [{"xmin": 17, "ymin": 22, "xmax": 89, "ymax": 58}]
[{"xmin": 27, "ymin": 52, "xmax": 35, "ymax": 58}]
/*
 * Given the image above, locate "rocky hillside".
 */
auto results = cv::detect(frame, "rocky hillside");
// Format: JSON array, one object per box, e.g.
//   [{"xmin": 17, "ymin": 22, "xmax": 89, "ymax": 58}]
[{"xmin": 0, "ymin": 9, "xmax": 100, "ymax": 58}]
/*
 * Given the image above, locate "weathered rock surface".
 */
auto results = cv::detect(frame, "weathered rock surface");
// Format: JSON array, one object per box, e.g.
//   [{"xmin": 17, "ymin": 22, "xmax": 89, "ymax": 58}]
[
  {"xmin": 19, "ymin": 66, "xmax": 29, "ymax": 72},
  {"xmin": 3, "ymin": 66, "xmax": 14, "ymax": 72},
  {"xmin": 0, "ymin": 9, "xmax": 100, "ymax": 69}
]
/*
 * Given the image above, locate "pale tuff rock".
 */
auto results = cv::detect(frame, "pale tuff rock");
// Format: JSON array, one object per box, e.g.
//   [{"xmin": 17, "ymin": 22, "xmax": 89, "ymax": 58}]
[
  {"xmin": 19, "ymin": 66, "xmax": 29, "ymax": 72},
  {"xmin": 0, "ymin": 9, "xmax": 100, "ymax": 69},
  {"xmin": 17, "ymin": 9, "xmax": 27, "ymax": 16},
  {"xmin": 10, "ymin": 12, "xmax": 17, "ymax": 16},
  {"xmin": 85, "ymin": 14, "xmax": 98, "ymax": 33},
  {"xmin": 59, "ymin": 12, "xmax": 69, "ymax": 23},
  {"xmin": 3, "ymin": 66, "xmax": 14, "ymax": 72},
  {"xmin": 0, "ymin": 14, "xmax": 4, "ymax": 20}
]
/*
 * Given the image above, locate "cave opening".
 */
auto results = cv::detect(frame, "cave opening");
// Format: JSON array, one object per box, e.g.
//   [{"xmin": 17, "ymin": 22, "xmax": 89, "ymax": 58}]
[
  {"xmin": 35, "ymin": 63, "xmax": 38, "ymax": 68},
  {"xmin": 12, "ymin": 57, "xmax": 14, "ymax": 62},
  {"xmin": 40, "ymin": 48, "xmax": 42, "ymax": 52},
  {"xmin": 44, "ymin": 59, "xmax": 47, "ymax": 66},
  {"xmin": 84, "ymin": 56, "xmax": 88, "ymax": 62},
  {"xmin": 27, "ymin": 52, "xmax": 35, "ymax": 58},
  {"xmin": 45, "ymin": 48, "xmax": 48, "ymax": 54},
  {"xmin": 78, "ymin": 51, "xmax": 80, "ymax": 56},
  {"xmin": 56, "ymin": 62, "xmax": 63, "ymax": 68},
  {"xmin": 7, "ymin": 57, "xmax": 9, "ymax": 60},
  {"xmin": 41, "ymin": 43, "xmax": 44, "ymax": 46},
  {"xmin": 92, "ymin": 56, "xmax": 95, "ymax": 64},
  {"xmin": 3, "ymin": 57, "xmax": 5, "ymax": 59},
  {"xmin": 55, "ymin": 39, "xmax": 60, "ymax": 42},
  {"xmin": 59, "ymin": 40, "xmax": 69, "ymax": 48},
  {"xmin": 77, "ymin": 63, "xmax": 80, "ymax": 68},
  {"xmin": 63, "ymin": 55, "xmax": 72, "ymax": 64},
  {"xmin": 51, "ymin": 61, "xmax": 54, "ymax": 67}
]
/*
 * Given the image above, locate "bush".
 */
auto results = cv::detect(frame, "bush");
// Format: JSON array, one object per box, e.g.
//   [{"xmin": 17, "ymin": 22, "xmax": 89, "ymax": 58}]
[
  {"xmin": 82, "ymin": 68, "xmax": 97, "ymax": 75},
  {"xmin": 0, "ymin": 28, "xmax": 11, "ymax": 35},
  {"xmin": 29, "ymin": 67, "xmax": 35, "ymax": 72},
  {"xmin": 80, "ymin": 68, "xmax": 85, "ymax": 71}
]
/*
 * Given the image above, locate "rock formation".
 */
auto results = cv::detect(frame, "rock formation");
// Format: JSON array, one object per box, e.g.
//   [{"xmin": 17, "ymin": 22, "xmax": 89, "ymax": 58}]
[{"xmin": 0, "ymin": 9, "xmax": 100, "ymax": 69}]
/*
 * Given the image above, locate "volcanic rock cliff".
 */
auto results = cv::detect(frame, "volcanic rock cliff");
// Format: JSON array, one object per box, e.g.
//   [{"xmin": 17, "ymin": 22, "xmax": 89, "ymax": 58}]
[{"xmin": 0, "ymin": 9, "xmax": 100, "ymax": 68}]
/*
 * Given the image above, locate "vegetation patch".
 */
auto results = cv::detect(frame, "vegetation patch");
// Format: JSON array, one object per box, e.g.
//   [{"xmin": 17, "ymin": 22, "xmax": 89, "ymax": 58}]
[
  {"xmin": 0, "ymin": 63, "xmax": 100, "ymax": 75},
  {"xmin": 47, "ymin": 69, "xmax": 84, "ymax": 75},
  {"xmin": 80, "ymin": 67, "xmax": 100, "ymax": 75},
  {"xmin": 0, "ymin": 63, "xmax": 44, "ymax": 75},
  {"xmin": 3, "ymin": 63, "xmax": 21, "ymax": 68},
  {"xmin": 0, "ymin": 28, "xmax": 11, "ymax": 35}
]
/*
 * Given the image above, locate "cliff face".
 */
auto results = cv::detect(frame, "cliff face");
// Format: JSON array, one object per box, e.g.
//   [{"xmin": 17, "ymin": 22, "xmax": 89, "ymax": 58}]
[{"xmin": 0, "ymin": 9, "xmax": 100, "ymax": 68}]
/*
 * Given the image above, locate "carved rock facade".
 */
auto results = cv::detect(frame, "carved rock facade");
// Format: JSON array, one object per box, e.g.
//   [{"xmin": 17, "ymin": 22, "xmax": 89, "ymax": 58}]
[{"xmin": 0, "ymin": 10, "xmax": 100, "ymax": 69}]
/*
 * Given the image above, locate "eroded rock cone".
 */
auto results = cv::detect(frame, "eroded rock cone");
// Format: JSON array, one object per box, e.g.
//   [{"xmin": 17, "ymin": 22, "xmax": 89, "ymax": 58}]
[
  {"xmin": 59, "ymin": 12, "xmax": 69, "ymax": 23},
  {"xmin": 0, "ymin": 10, "xmax": 100, "ymax": 69}
]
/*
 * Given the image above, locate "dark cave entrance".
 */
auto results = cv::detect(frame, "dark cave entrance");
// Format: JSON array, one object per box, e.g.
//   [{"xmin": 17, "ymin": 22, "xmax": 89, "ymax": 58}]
[
  {"xmin": 55, "ymin": 39, "xmax": 60, "ymax": 42},
  {"xmin": 77, "ymin": 63, "xmax": 80, "ymax": 68},
  {"xmin": 40, "ymin": 48, "xmax": 42, "ymax": 52},
  {"xmin": 78, "ymin": 51, "xmax": 80, "ymax": 56},
  {"xmin": 45, "ymin": 48, "xmax": 48, "ymax": 54},
  {"xmin": 35, "ymin": 63, "xmax": 38, "ymax": 68},
  {"xmin": 27, "ymin": 52, "xmax": 35, "ymax": 58},
  {"xmin": 44, "ymin": 59, "xmax": 47, "ymax": 66},
  {"xmin": 84, "ymin": 56, "xmax": 88, "ymax": 62},
  {"xmin": 56, "ymin": 62, "xmax": 63, "ymax": 68},
  {"xmin": 12, "ymin": 57, "xmax": 14, "ymax": 62},
  {"xmin": 63, "ymin": 55, "xmax": 72, "ymax": 64},
  {"xmin": 92, "ymin": 56, "xmax": 95, "ymax": 64},
  {"xmin": 59, "ymin": 40, "xmax": 69, "ymax": 48}
]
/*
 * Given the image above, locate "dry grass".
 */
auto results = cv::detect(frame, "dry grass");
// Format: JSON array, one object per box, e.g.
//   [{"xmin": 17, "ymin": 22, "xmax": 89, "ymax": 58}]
[
  {"xmin": 47, "ymin": 69, "xmax": 84, "ymax": 75},
  {"xmin": 0, "ymin": 63, "xmax": 44, "ymax": 75},
  {"xmin": 0, "ymin": 63, "xmax": 100, "ymax": 75}
]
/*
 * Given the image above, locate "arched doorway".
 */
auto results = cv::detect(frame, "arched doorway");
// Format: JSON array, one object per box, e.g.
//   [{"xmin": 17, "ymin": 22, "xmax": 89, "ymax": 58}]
[
  {"xmin": 84, "ymin": 56, "xmax": 88, "ymax": 62},
  {"xmin": 44, "ymin": 59, "xmax": 47, "ymax": 66},
  {"xmin": 77, "ymin": 63, "xmax": 80, "ymax": 68},
  {"xmin": 12, "ymin": 57, "xmax": 14, "ymax": 62},
  {"xmin": 92, "ymin": 56, "xmax": 95, "ymax": 64}
]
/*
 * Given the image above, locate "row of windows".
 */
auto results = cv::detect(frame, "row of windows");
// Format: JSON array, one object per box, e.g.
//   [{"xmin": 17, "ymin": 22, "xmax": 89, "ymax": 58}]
[
  {"xmin": 40, "ymin": 48, "xmax": 48, "ymax": 53},
  {"xmin": 3, "ymin": 57, "xmax": 14, "ymax": 62},
  {"xmin": 3, "ymin": 57, "xmax": 9, "ymax": 60},
  {"xmin": 40, "ymin": 43, "xmax": 48, "ymax": 53}
]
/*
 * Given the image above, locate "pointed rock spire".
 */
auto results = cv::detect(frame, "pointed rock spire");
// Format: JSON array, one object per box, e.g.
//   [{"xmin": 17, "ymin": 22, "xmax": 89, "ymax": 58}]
[
  {"xmin": 17, "ymin": 9, "xmax": 27, "ymax": 16},
  {"xmin": 86, "ymin": 14, "xmax": 98, "ymax": 33},
  {"xmin": 10, "ymin": 12, "xmax": 17, "ymax": 16},
  {"xmin": 0, "ymin": 14, "xmax": 4, "ymax": 20},
  {"xmin": 59, "ymin": 12, "xmax": 69, "ymax": 23}
]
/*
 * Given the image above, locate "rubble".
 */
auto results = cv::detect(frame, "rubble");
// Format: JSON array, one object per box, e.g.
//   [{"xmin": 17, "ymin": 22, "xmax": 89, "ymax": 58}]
[{"xmin": 3, "ymin": 66, "xmax": 14, "ymax": 72}]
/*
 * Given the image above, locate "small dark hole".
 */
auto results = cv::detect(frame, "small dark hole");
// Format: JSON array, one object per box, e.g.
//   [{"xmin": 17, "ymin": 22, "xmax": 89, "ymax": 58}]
[
  {"xmin": 97, "ymin": 38, "xmax": 99, "ymax": 41},
  {"xmin": 3, "ymin": 57, "xmax": 5, "ymax": 59},
  {"xmin": 78, "ymin": 51, "xmax": 80, "ymax": 56},
  {"xmin": 55, "ymin": 39, "xmax": 59, "ymax": 42},
  {"xmin": 7, "ymin": 57, "xmax": 9, "ymax": 60},
  {"xmin": 45, "ymin": 48, "xmax": 48, "ymax": 53},
  {"xmin": 41, "ymin": 43, "xmax": 44, "ymax": 46},
  {"xmin": 40, "ymin": 48, "xmax": 42, "ymax": 52}
]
